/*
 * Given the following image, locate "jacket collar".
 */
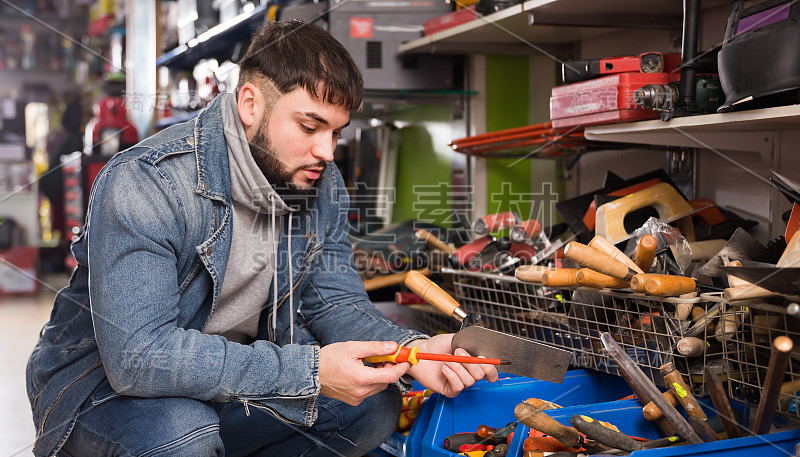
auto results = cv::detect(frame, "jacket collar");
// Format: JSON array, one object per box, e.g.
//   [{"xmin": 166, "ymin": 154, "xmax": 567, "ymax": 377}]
[{"xmin": 193, "ymin": 95, "xmax": 232, "ymax": 204}]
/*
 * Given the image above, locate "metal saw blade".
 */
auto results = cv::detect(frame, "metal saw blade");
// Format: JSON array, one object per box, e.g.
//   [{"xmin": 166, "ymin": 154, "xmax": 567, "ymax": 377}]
[{"xmin": 452, "ymin": 326, "xmax": 571, "ymax": 383}]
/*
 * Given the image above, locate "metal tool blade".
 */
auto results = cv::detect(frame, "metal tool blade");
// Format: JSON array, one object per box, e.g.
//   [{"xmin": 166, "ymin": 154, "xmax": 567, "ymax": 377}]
[
  {"xmin": 721, "ymin": 266, "xmax": 800, "ymax": 296},
  {"xmin": 451, "ymin": 326, "xmax": 571, "ymax": 383},
  {"xmin": 696, "ymin": 228, "xmax": 767, "ymax": 279},
  {"xmin": 531, "ymin": 229, "xmax": 577, "ymax": 265}
]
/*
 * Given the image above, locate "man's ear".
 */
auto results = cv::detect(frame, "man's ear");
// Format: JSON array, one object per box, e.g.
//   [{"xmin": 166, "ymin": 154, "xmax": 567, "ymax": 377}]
[{"xmin": 237, "ymin": 82, "xmax": 260, "ymax": 136}]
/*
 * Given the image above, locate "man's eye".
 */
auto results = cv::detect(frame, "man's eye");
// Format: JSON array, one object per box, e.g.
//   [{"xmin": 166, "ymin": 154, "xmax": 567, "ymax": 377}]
[
  {"xmin": 333, "ymin": 131, "xmax": 342, "ymax": 139},
  {"xmin": 300, "ymin": 124, "xmax": 315, "ymax": 133}
]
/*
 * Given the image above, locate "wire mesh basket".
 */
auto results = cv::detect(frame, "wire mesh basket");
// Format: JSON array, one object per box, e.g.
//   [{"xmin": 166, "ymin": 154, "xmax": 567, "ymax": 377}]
[
  {"xmin": 718, "ymin": 296, "xmax": 800, "ymax": 417},
  {"xmin": 408, "ymin": 304, "xmax": 462, "ymax": 336},
  {"xmin": 441, "ymin": 268, "xmax": 720, "ymax": 394}
]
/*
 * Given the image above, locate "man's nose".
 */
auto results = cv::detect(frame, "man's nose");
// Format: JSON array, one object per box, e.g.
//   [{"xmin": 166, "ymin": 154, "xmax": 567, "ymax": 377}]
[{"xmin": 311, "ymin": 137, "xmax": 336, "ymax": 162}]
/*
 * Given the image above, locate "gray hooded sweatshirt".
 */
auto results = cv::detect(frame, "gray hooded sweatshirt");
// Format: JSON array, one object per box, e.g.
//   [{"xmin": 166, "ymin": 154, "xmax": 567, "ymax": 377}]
[{"xmin": 204, "ymin": 93, "xmax": 294, "ymax": 344}]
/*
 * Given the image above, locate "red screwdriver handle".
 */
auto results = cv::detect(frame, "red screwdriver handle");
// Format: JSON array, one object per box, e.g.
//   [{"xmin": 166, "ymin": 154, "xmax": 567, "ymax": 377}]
[
  {"xmin": 365, "ymin": 346, "xmax": 420, "ymax": 365},
  {"xmin": 365, "ymin": 345, "xmax": 507, "ymax": 366}
]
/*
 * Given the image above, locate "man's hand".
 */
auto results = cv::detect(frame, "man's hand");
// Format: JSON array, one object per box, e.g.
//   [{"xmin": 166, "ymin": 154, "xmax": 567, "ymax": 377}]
[
  {"xmin": 406, "ymin": 334, "xmax": 499, "ymax": 397},
  {"xmin": 319, "ymin": 341, "xmax": 409, "ymax": 406}
]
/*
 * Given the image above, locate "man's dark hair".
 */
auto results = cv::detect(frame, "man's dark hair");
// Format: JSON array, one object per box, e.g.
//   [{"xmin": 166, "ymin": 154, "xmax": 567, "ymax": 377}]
[{"xmin": 236, "ymin": 20, "xmax": 363, "ymax": 110}]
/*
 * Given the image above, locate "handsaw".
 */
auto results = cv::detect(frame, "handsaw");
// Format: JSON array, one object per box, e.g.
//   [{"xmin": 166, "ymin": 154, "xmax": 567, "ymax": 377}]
[{"xmin": 404, "ymin": 270, "xmax": 572, "ymax": 383}]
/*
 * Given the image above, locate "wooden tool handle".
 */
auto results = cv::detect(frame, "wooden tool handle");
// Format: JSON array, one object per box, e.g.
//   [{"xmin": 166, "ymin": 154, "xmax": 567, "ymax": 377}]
[
  {"xmin": 576, "ymin": 268, "xmax": 630, "ymax": 289},
  {"xmin": 564, "ymin": 242, "xmax": 633, "ymax": 279},
  {"xmin": 644, "ymin": 275, "xmax": 696, "ymax": 297},
  {"xmin": 515, "ymin": 265, "xmax": 553, "ymax": 283},
  {"xmin": 660, "ymin": 362, "xmax": 708, "ymax": 420},
  {"xmin": 415, "ymin": 229, "xmax": 455, "ymax": 254},
  {"xmin": 541, "ymin": 269, "xmax": 580, "ymax": 288},
  {"xmin": 753, "ymin": 336, "xmax": 794, "ymax": 434},
  {"xmin": 571, "ymin": 415, "xmax": 642, "ymax": 452},
  {"xmin": 643, "ymin": 390, "xmax": 679, "ymax": 421},
  {"xmin": 589, "ymin": 235, "xmax": 644, "ymax": 274},
  {"xmin": 404, "ymin": 270, "xmax": 463, "ymax": 320},
  {"xmin": 723, "ymin": 285, "xmax": 779, "ymax": 301},
  {"xmin": 363, "ymin": 268, "xmax": 431, "ymax": 292},
  {"xmin": 675, "ymin": 302, "xmax": 694, "ymax": 321},
  {"xmin": 714, "ymin": 312, "xmax": 739, "ymax": 341},
  {"xmin": 677, "ymin": 337, "xmax": 707, "ymax": 357},
  {"xmin": 515, "ymin": 402, "xmax": 583, "ymax": 449},
  {"xmin": 630, "ymin": 273, "xmax": 663, "ymax": 293},
  {"xmin": 724, "ymin": 260, "xmax": 780, "ymax": 300},
  {"xmin": 724, "ymin": 260, "xmax": 747, "ymax": 287},
  {"xmin": 524, "ymin": 397, "xmax": 563, "ymax": 410},
  {"xmin": 634, "ymin": 235, "xmax": 658, "ymax": 272},
  {"xmin": 686, "ymin": 304, "xmax": 720, "ymax": 338}
]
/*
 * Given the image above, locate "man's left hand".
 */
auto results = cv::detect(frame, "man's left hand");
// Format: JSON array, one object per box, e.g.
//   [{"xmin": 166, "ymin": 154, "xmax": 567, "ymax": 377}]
[{"xmin": 405, "ymin": 334, "xmax": 499, "ymax": 397}]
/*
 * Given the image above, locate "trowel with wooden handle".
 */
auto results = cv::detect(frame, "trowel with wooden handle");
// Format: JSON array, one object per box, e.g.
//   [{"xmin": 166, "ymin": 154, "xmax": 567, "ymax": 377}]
[{"xmin": 404, "ymin": 270, "xmax": 571, "ymax": 383}]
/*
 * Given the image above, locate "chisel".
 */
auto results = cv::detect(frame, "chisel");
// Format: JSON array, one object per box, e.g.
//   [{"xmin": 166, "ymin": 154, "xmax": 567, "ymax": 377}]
[
  {"xmin": 570, "ymin": 415, "xmax": 641, "ymax": 452},
  {"xmin": 588, "ymin": 234, "xmax": 644, "ymax": 274},
  {"xmin": 660, "ymin": 362, "xmax": 707, "ymax": 420},
  {"xmin": 576, "ymin": 268, "xmax": 630, "ymax": 289},
  {"xmin": 634, "ymin": 235, "xmax": 658, "ymax": 272},
  {"xmin": 364, "ymin": 345, "xmax": 511, "ymax": 366},
  {"xmin": 514, "ymin": 402, "xmax": 609, "ymax": 453},
  {"xmin": 564, "ymin": 241, "xmax": 639, "ymax": 280},
  {"xmin": 600, "ymin": 332, "xmax": 703, "ymax": 444},
  {"xmin": 542, "ymin": 268, "xmax": 581, "ymax": 287}
]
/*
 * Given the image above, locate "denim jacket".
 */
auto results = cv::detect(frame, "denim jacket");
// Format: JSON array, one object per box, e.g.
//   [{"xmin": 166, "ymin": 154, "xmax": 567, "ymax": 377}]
[{"xmin": 26, "ymin": 95, "xmax": 424, "ymax": 457}]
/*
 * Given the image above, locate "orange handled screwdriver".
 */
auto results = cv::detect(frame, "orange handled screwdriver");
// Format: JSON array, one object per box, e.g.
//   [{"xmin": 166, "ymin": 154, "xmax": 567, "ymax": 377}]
[{"xmin": 365, "ymin": 345, "xmax": 510, "ymax": 366}]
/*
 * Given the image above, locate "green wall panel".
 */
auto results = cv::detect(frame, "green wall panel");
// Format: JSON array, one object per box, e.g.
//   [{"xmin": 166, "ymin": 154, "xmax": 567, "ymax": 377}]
[
  {"xmin": 389, "ymin": 105, "xmax": 454, "ymax": 225},
  {"xmin": 485, "ymin": 54, "xmax": 532, "ymax": 220}
]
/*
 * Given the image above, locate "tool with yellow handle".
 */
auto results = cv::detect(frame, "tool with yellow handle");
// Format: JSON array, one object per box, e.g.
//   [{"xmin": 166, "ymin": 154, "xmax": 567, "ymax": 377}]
[{"xmin": 365, "ymin": 345, "xmax": 510, "ymax": 366}]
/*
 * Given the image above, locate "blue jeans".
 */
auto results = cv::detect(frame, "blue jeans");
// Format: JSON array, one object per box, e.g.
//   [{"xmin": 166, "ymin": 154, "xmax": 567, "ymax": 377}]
[{"xmin": 59, "ymin": 382, "xmax": 401, "ymax": 457}]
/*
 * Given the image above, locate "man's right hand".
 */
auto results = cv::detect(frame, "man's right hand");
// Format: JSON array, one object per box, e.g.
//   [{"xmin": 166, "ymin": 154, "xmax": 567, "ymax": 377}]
[{"xmin": 318, "ymin": 341, "xmax": 409, "ymax": 406}]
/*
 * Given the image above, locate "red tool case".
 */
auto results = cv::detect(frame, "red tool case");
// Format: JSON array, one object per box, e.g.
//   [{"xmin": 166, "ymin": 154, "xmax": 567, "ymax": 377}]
[
  {"xmin": 550, "ymin": 72, "xmax": 673, "ymax": 129},
  {"xmin": 423, "ymin": 6, "xmax": 477, "ymax": 36}
]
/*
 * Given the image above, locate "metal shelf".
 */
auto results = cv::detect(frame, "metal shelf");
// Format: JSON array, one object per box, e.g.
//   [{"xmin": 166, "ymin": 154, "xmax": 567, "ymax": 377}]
[
  {"xmin": 156, "ymin": 5, "xmax": 267, "ymax": 70},
  {"xmin": 584, "ymin": 104, "xmax": 800, "ymax": 156},
  {"xmin": 397, "ymin": 0, "xmax": 720, "ymax": 55},
  {"xmin": 0, "ymin": 69, "xmax": 77, "ymax": 94}
]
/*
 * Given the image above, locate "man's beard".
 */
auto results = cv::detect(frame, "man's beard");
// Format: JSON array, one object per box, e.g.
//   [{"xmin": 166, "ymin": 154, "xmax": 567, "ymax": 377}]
[{"xmin": 249, "ymin": 118, "xmax": 325, "ymax": 211}]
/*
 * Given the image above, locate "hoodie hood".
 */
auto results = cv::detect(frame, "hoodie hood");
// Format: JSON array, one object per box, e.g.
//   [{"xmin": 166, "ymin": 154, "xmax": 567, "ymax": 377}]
[{"xmin": 220, "ymin": 93, "xmax": 292, "ymax": 216}]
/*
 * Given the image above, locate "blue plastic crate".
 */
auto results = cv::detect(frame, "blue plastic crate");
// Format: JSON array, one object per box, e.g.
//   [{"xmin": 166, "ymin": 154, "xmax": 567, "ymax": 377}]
[
  {"xmin": 419, "ymin": 369, "xmax": 633, "ymax": 457},
  {"xmin": 508, "ymin": 396, "xmax": 754, "ymax": 457},
  {"xmin": 630, "ymin": 428, "xmax": 800, "ymax": 457}
]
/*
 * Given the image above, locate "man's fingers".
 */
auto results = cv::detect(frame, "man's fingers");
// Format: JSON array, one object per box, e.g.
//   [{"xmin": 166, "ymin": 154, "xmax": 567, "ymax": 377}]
[
  {"xmin": 369, "ymin": 358, "xmax": 411, "ymax": 383},
  {"xmin": 356, "ymin": 341, "xmax": 399, "ymax": 358},
  {"xmin": 453, "ymin": 348, "xmax": 489, "ymax": 382},
  {"xmin": 441, "ymin": 364, "xmax": 464, "ymax": 397}
]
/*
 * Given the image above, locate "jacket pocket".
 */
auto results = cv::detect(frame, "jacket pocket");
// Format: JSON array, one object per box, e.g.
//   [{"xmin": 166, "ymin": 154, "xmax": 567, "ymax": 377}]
[{"xmin": 90, "ymin": 378, "xmax": 120, "ymax": 406}]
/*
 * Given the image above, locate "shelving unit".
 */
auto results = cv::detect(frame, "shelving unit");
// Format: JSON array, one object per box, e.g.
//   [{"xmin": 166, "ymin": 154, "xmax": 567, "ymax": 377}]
[
  {"xmin": 399, "ymin": 0, "xmax": 729, "ymax": 55},
  {"xmin": 0, "ymin": 187, "xmax": 38, "ymax": 247},
  {"xmin": 0, "ymin": 69, "xmax": 77, "ymax": 94},
  {"xmin": 156, "ymin": 5, "xmax": 268, "ymax": 70},
  {"xmin": 584, "ymin": 104, "xmax": 800, "ymax": 157}
]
